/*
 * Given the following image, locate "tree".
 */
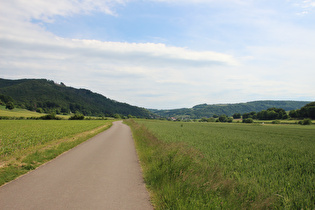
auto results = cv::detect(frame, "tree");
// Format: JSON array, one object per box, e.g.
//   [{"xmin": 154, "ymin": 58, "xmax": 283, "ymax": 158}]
[
  {"xmin": 5, "ymin": 101, "xmax": 14, "ymax": 110},
  {"xmin": 243, "ymin": 112, "xmax": 256, "ymax": 119},
  {"xmin": 256, "ymin": 107, "xmax": 288, "ymax": 120},
  {"xmin": 267, "ymin": 110, "xmax": 278, "ymax": 120},
  {"xmin": 289, "ymin": 110, "xmax": 298, "ymax": 118},
  {"xmin": 69, "ymin": 112, "xmax": 85, "ymax": 120},
  {"xmin": 232, "ymin": 113, "xmax": 241, "ymax": 119},
  {"xmin": 113, "ymin": 114, "xmax": 121, "ymax": 119},
  {"xmin": 36, "ymin": 108, "xmax": 44, "ymax": 113},
  {"xmin": 0, "ymin": 94, "xmax": 14, "ymax": 104},
  {"xmin": 298, "ymin": 102, "xmax": 315, "ymax": 119},
  {"xmin": 219, "ymin": 115, "xmax": 228, "ymax": 122},
  {"xmin": 61, "ymin": 107, "xmax": 70, "ymax": 114}
]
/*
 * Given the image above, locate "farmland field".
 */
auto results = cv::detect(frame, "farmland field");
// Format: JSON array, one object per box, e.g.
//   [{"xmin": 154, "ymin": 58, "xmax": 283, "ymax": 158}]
[
  {"xmin": 130, "ymin": 119, "xmax": 315, "ymax": 209},
  {"xmin": 0, "ymin": 105, "xmax": 45, "ymax": 118},
  {"xmin": 0, "ymin": 120, "xmax": 112, "ymax": 156},
  {"xmin": 0, "ymin": 105, "xmax": 69, "ymax": 119},
  {"xmin": 0, "ymin": 120, "xmax": 113, "ymax": 185}
]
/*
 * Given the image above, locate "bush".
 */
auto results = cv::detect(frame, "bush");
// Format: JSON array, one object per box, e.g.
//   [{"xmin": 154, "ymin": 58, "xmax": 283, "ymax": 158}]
[
  {"xmin": 232, "ymin": 113, "xmax": 241, "ymax": 119},
  {"xmin": 36, "ymin": 108, "xmax": 44, "ymax": 113},
  {"xmin": 40, "ymin": 113, "xmax": 61, "ymax": 120},
  {"xmin": 272, "ymin": 120, "xmax": 281, "ymax": 124},
  {"xmin": 219, "ymin": 115, "xmax": 228, "ymax": 122},
  {"xmin": 199, "ymin": 117, "xmax": 208, "ymax": 122},
  {"xmin": 242, "ymin": 118, "xmax": 254, "ymax": 123},
  {"xmin": 208, "ymin": 117, "xmax": 216, "ymax": 122},
  {"xmin": 69, "ymin": 113, "xmax": 85, "ymax": 120},
  {"xmin": 5, "ymin": 101, "xmax": 15, "ymax": 110},
  {"xmin": 298, "ymin": 119, "xmax": 312, "ymax": 125},
  {"xmin": 0, "ymin": 116, "xmax": 10, "ymax": 120}
]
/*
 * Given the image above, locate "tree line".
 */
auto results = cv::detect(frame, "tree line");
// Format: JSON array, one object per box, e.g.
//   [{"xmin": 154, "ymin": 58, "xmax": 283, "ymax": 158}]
[
  {"xmin": 236, "ymin": 102, "xmax": 315, "ymax": 120},
  {"xmin": 197, "ymin": 102, "xmax": 314, "ymax": 124}
]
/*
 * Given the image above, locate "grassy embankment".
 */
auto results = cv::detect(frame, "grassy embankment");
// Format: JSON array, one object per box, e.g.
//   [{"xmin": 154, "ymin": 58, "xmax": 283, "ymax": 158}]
[
  {"xmin": 0, "ymin": 105, "xmax": 70, "ymax": 119},
  {"xmin": 0, "ymin": 120, "xmax": 113, "ymax": 186},
  {"xmin": 126, "ymin": 119, "xmax": 315, "ymax": 209}
]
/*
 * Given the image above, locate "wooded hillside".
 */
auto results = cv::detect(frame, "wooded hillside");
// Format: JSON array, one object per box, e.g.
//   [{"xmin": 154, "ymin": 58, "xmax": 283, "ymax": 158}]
[
  {"xmin": 150, "ymin": 100, "xmax": 311, "ymax": 119},
  {"xmin": 0, "ymin": 78, "xmax": 151, "ymax": 118}
]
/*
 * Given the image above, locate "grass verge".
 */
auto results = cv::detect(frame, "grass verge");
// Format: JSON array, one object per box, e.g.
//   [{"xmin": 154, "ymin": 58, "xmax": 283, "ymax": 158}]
[
  {"xmin": 0, "ymin": 121, "xmax": 113, "ymax": 186},
  {"xmin": 125, "ymin": 119, "xmax": 275, "ymax": 209}
]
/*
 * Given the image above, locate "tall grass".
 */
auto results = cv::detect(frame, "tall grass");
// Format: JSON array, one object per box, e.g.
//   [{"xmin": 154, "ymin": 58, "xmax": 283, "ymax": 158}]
[{"xmin": 127, "ymin": 119, "xmax": 315, "ymax": 209}]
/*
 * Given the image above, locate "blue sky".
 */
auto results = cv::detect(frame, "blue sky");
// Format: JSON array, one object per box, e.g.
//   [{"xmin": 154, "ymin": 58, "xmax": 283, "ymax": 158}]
[{"xmin": 0, "ymin": 0, "xmax": 314, "ymax": 109}]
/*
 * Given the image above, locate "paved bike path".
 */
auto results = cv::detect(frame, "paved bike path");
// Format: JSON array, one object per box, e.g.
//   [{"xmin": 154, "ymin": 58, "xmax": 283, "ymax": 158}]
[{"xmin": 0, "ymin": 121, "xmax": 153, "ymax": 210}]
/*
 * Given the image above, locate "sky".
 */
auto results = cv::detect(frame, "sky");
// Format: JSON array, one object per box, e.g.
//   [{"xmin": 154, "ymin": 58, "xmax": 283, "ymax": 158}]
[{"xmin": 0, "ymin": 0, "xmax": 314, "ymax": 109}]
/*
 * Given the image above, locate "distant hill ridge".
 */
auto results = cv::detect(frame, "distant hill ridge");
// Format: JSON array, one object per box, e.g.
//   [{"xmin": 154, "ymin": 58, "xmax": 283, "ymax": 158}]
[
  {"xmin": 150, "ymin": 100, "xmax": 311, "ymax": 119},
  {"xmin": 1, "ymin": 78, "xmax": 311, "ymax": 119},
  {"xmin": 0, "ymin": 78, "xmax": 151, "ymax": 118}
]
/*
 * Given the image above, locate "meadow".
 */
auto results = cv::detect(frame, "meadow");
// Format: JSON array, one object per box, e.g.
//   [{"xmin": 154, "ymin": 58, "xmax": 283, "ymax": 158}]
[
  {"xmin": 127, "ymin": 119, "xmax": 315, "ymax": 209},
  {"xmin": 0, "ymin": 105, "xmax": 45, "ymax": 118},
  {"xmin": 0, "ymin": 120, "xmax": 113, "ymax": 185},
  {"xmin": 0, "ymin": 105, "xmax": 70, "ymax": 119}
]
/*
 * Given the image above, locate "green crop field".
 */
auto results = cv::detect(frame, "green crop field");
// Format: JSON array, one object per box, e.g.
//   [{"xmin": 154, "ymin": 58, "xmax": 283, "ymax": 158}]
[
  {"xmin": 0, "ymin": 120, "xmax": 113, "ymax": 185},
  {"xmin": 0, "ymin": 120, "xmax": 111, "ymax": 156},
  {"xmin": 128, "ymin": 119, "xmax": 315, "ymax": 209}
]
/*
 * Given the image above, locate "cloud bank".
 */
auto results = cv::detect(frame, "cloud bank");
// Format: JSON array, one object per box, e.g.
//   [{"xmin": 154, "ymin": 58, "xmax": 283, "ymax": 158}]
[{"xmin": 0, "ymin": 0, "xmax": 314, "ymax": 109}]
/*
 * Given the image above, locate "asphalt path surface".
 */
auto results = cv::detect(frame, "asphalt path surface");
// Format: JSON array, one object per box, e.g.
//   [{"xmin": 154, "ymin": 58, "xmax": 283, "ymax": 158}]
[{"xmin": 0, "ymin": 121, "xmax": 153, "ymax": 210}]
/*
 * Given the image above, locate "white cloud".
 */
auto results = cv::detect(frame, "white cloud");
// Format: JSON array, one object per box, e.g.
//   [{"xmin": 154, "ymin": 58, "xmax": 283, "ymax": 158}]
[
  {"xmin": 150, "ymin": 0, "xmax": 248, "ymax": 4},
  {"xmin": 0, "ymin": 0, "xmax": 314, "ymax": 109},
  {"xmin": 291, "ymin": 0, "xmax": 315, "ymax": 14},
  {"xmin": 0, "ymin": 0, "xmax": 127, "ymax": 22},
  {"xmin": 0, "ymin": 0, "xmax": 240, "ymax": 108}
]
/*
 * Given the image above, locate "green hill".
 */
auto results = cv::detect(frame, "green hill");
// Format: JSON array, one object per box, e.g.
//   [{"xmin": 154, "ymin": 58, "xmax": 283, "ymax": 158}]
[
  {"xmin": 0, "ymin": 78, "xmax": 151, "ymax": 118},
  {"xmin": 150, "ymin": 100, "xmax": 311, "ymax": 119}
]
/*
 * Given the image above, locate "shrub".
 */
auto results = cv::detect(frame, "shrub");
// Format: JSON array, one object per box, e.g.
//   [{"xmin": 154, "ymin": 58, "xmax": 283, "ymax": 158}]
[
  {"xmin": 272, "ymin": 120, "xmax": 281, "ymax": 124},
  {"xmin": 69, "ymin": 112, "xmax": 85, "ymax": 120},
  {"xmin": 242, "ymin": 118, "xmax": 254, "ymax": 123},
  {"xmin": 5, "ymin": 101, "xmax": 15, "ymax": 110},
  {"xmin": 199, "ymin": 117, "xmax": 208, "ymax": 122},
  {"xmin": 232, "ymin": 113, "xmax": 241, "ymax": 119},
  {"xmin": 40, "ymin": 112, "xmax": 61, "ymax": 120},
  {"xmin": 299, "ymin": 119, "xmax": 312, "ymax": 125},
  {"xmin": 36, "ymin": 108, "xmax": 44, "ymax": 113},
  {"xmin": 219, "ymin": 115, "xmax": 228, "ymax": 122}
]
